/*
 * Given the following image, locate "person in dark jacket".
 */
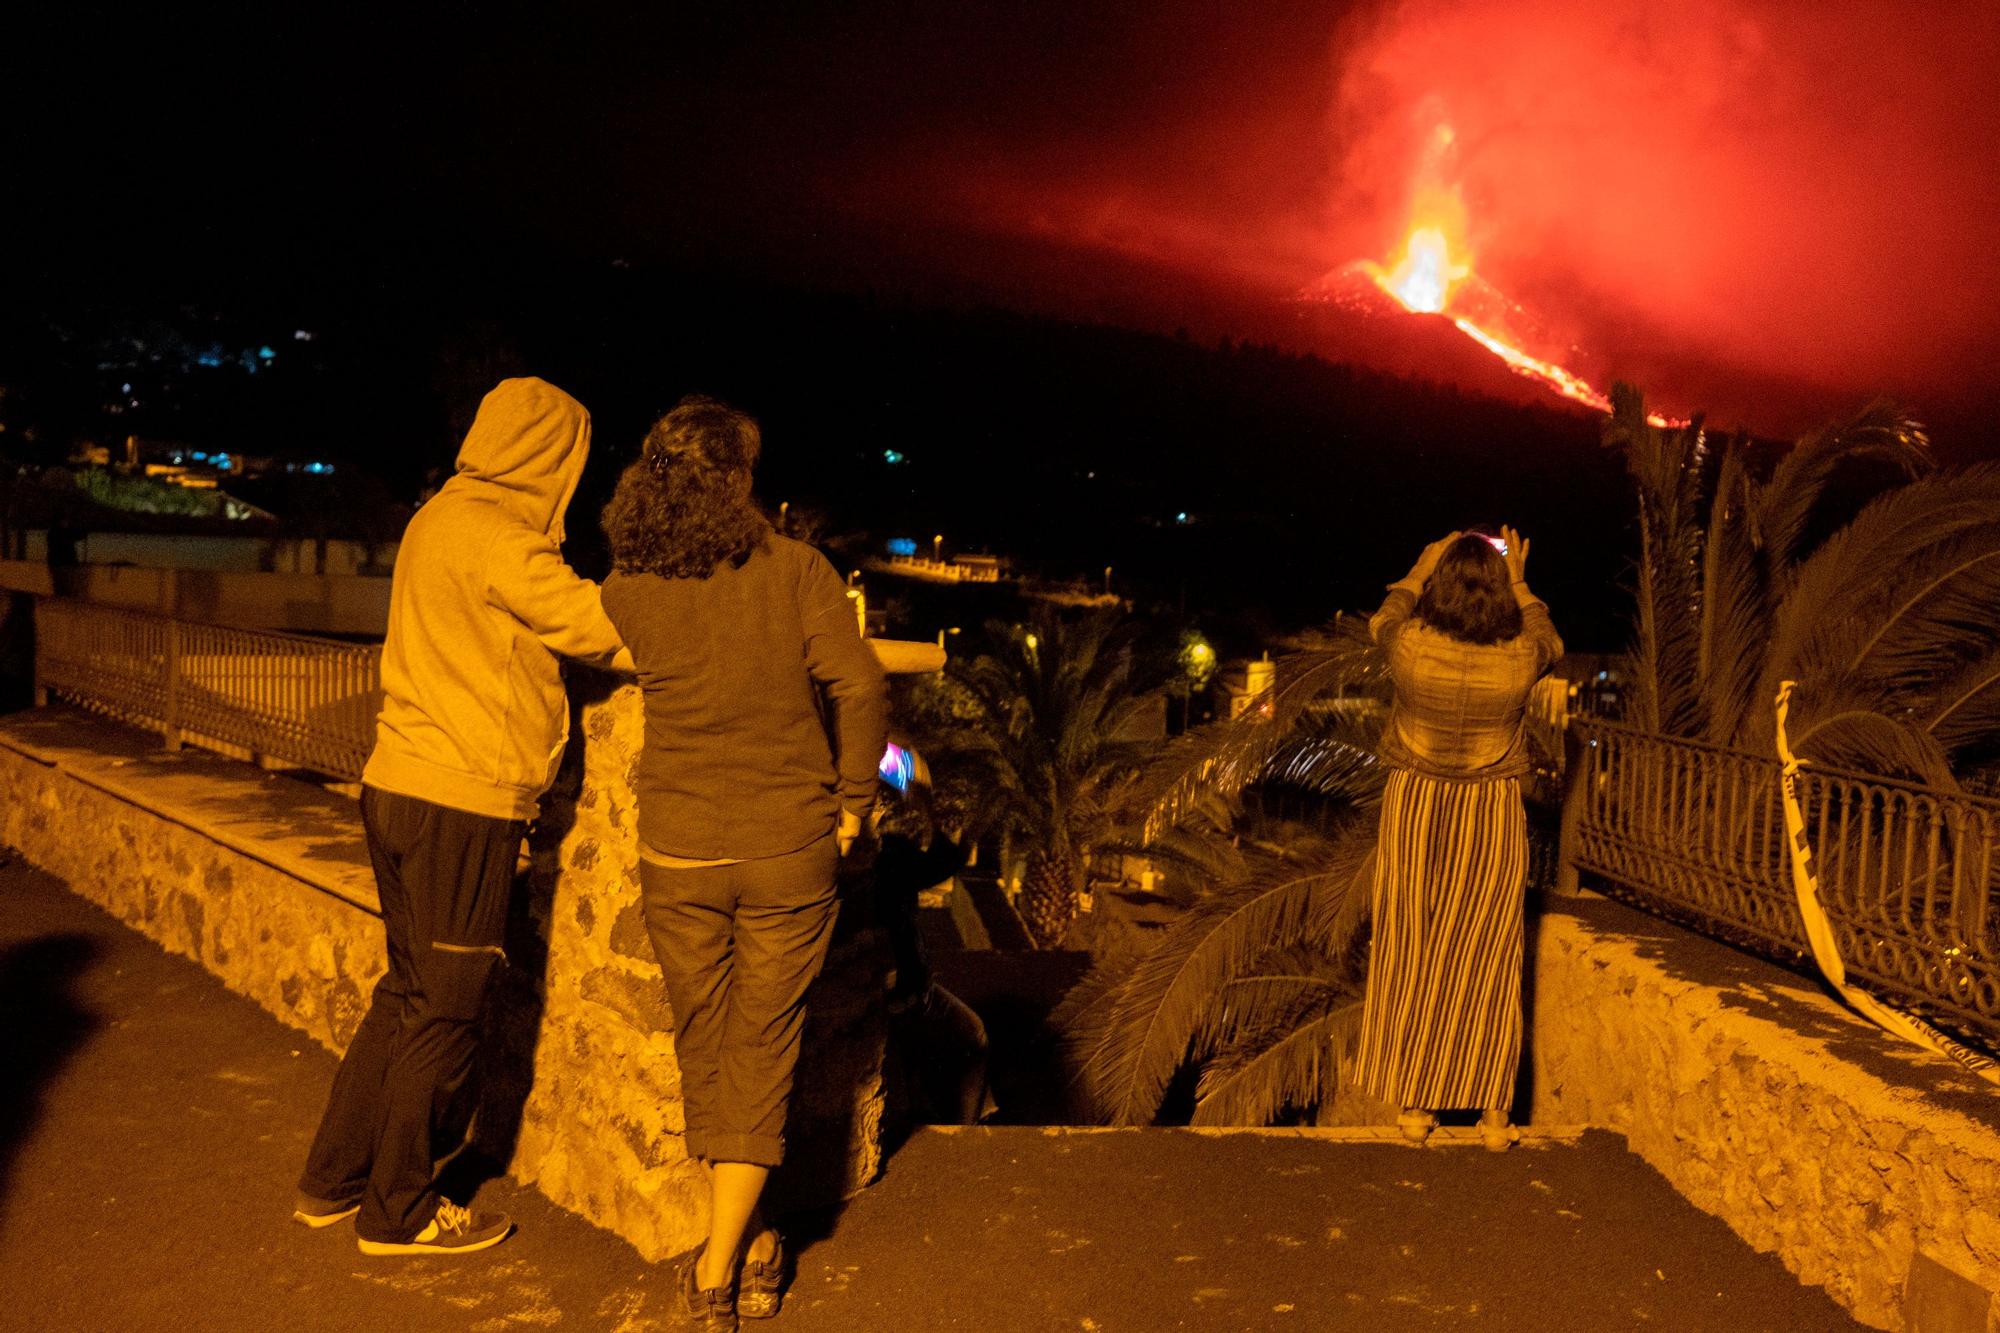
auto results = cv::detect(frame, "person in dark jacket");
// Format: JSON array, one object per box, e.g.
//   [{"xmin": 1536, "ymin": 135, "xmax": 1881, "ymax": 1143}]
[{"xmin": 599, "ymin": 396, "xmax": 887, "ymax": 1329}]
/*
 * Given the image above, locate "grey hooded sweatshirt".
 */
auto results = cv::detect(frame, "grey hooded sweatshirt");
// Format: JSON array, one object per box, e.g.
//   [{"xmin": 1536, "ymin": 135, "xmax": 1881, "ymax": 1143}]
[{"xmin": 361, "ymin": 378, "xmax": 624, "ymax": 820}]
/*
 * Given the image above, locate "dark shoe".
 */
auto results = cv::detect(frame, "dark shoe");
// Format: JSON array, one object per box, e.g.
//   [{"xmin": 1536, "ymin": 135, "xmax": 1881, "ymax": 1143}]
[
  {"xmin": 679, "ymin": 1254, "xmax": 738, "ymax": 1330},
  {"xmin": 292, "ymin": 1191, "xmax": 361, "ymax": 1229},
  {"xmin": 356, "ymin": 1200, "xmax": 513, "ymax": 1256},
  {"xmin": 739, "ymin": 1231, "xmax": 785, "ymax": 1319}
]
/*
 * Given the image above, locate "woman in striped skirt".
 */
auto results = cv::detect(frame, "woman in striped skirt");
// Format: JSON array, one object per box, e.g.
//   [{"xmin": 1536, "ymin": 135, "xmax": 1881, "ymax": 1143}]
[{"xmin": 1352, "ymin": 526, "xmax": 1562, "ymax": 1151}]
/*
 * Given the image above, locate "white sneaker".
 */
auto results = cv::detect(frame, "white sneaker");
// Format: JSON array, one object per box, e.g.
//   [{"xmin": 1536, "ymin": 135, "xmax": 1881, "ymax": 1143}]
[{"xmin": 356, "ymin": 1200, "xmax": 513, "ymax": 1256}]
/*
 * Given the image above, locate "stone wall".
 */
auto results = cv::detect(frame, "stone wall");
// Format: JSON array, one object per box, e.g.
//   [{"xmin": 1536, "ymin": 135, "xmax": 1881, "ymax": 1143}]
[
  {"xmin": 1526, "ymin": 893, "xmax": 2000, "ymax": 1331},
  {"xmin": 487, "ymin": 672, "xmax": 885, "ymax": 1259},
  {"xmin": 0, "ymin": 687, "xmax": 887, "ymax": 1263},
  {"xmin": 0, "ymin": 731, "xmax": 384, "ymax": 1051}
]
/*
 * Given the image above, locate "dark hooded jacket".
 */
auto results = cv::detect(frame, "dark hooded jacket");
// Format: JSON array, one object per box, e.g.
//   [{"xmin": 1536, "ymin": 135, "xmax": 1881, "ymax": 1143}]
[{"xmin": 362, "ymin": 378, "xmax": 624, "ymax": 819}]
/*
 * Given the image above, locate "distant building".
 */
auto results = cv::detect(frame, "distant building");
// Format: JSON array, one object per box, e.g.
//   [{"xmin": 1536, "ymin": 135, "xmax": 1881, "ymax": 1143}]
[
  {"xmin": 1214, "ymin": 655, "xmax": 1277, "ymax": 721},
  {"xmin": 867, "ymin": 552, "xmax": 1008, "ymax": 585}
]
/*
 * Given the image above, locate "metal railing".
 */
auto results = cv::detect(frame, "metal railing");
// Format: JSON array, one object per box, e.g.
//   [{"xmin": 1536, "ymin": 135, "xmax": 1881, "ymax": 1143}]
[
  {"xmin": 1566, "ymin": 717, "xmax": 2000, "ymax": 1049},
  {"xmin": 35, "ymin": 598, "xmax": 381, "ymax": 781},
  {"xmin": 30, "ymin": 598, "xmax": 948, "ymax": 788}
]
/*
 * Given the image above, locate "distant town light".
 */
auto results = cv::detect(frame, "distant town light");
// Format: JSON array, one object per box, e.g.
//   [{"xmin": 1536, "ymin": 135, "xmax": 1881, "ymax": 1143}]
[
  {"xmin": 190, "ymin": 450, "xmax": 209, "ymax": 462},
  {"xmin": 293, "ymin": 329, "xmax": 315, "ymax": 341},
  {"xmin": 886, "ymin": 537, "xmax": 917, "ymax": 557},
  {"xmin": 882, "ymin": 448, "xmax": 906, "ymax": 465},
  {"xmin": 257, "ymin": 346, "xmax": 275, "ymax": 361},
  {"xmin": 1176, "ymin": 511, "xmax": 1190, "ymax": 524}
]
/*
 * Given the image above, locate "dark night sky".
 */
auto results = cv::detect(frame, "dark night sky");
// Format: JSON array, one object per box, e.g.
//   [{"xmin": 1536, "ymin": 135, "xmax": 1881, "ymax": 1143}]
[{"xmin": 7, "ymin": 2, "xmax": 1999, "ymax": 445}]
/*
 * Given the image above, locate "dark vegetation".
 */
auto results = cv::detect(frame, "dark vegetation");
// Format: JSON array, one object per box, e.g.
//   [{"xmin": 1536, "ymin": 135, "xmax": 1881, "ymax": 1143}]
[{"xmin": 4, "ymin": 265, "xmax": 1635, "ymax": 646}]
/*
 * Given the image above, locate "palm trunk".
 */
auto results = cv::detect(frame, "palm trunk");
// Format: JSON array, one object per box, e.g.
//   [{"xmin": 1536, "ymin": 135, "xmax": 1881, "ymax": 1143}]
[{"xmin": 1021, "ymin": 847, "xmax": 1079, "ymax": 948}]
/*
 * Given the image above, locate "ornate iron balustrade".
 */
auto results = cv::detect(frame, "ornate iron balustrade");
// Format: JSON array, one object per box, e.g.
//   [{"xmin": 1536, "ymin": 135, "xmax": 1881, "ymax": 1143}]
[
  {"xmin": 36, "ymin": 598, "xmax": 383, "ymax": 781},
  {"xmin": 1567, "ymin": 717, "xmax": 2000, "ymax": 1050}
]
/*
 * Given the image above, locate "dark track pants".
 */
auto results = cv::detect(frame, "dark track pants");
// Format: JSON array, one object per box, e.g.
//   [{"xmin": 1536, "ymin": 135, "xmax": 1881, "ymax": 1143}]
[
  {"xmin": 640, "ymin": 835, "xmax": 840, "ymax": 1167},
  {"xmin": 297, "ymin": 787, "xmax": 524, "ymax": 1242}
]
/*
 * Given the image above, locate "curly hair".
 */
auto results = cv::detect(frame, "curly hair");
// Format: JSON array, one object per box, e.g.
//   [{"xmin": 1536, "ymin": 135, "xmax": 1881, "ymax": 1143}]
[
  {"xmin": 1415, "ymin": 533, "xmax": 1524, "ymax": 645},
  {"xmin": 604, "ymin": 395, "xmax": 773, "ymax": 579}
]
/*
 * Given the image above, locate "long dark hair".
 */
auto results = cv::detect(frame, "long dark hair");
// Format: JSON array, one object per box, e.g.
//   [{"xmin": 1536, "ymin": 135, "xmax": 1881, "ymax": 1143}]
[
  {"xmin": 604, "ymin": 395, "xmax": 772, "ymax": 578},
  {"xmin": 1415, "ymin": 533, "xmax": 1523, "ymax": 645}
]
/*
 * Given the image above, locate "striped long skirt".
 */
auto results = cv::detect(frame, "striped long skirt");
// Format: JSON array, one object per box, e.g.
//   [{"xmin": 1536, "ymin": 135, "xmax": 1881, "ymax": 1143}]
[{"xmin": 1351, "ymin": 769, "xmax": 1528, "ymax": 1112}]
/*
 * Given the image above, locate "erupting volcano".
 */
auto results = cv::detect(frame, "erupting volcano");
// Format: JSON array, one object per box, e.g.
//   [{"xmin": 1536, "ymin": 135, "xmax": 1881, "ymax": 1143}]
[{"xmin": 1304, "ymin": 168, "xmax": 1685, "ymax": 428}]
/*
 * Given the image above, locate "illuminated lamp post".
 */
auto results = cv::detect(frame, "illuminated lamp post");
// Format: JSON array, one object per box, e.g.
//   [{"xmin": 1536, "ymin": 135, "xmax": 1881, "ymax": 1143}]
[{"xmin": 932, "ymin": 533, "xmax": 944, "ymax": 564}]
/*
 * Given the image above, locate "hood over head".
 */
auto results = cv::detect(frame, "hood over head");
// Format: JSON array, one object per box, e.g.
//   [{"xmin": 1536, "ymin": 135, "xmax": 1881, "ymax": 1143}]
[{"xmin": 449, "ymin": 377, "xmax": 592, "ymax": 541}]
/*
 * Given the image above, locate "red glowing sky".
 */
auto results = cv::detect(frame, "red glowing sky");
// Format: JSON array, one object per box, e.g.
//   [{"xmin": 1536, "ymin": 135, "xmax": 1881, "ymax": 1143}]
[
  {"xmin": 18, "ymin": 2, "xmax": 2000, "ymax": 442},
  {"xmin": 816, "ymin": 1, "xmax": 2000, "ymax": 438}
]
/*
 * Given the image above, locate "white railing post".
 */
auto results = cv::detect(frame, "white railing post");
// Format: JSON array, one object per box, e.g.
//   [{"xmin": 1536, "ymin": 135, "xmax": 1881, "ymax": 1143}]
[{"xmin": 163, "ymin": 615, "xmax": 183, "ymax": 752}]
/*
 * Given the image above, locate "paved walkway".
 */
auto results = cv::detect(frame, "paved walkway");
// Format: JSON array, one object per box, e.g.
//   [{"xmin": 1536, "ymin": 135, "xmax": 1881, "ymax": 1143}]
[{"xmin": 0, "ymin": 853, "xmax": 1860, "ymax": 1332}]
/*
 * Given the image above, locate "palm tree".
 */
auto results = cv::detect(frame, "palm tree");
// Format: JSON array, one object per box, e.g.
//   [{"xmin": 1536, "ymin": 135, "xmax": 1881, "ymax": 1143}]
[
  {"xmin": 942, "ymin": 610, "xmax": 1155, "ymax": 946},
  {"xmin": 1061, "ymin": 620, "xmax": 1392, "ymax": 1125},
  {"xmin": 1608, "ymin": 385, "xmax": 2000, "ymax": 784}
]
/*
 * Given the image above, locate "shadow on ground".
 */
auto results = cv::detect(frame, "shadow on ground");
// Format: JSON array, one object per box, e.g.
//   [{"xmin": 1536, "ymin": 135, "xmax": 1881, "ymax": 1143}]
[{"xmin": 0, "ymin": 864, "xmax": 102, "ymax": 1218}]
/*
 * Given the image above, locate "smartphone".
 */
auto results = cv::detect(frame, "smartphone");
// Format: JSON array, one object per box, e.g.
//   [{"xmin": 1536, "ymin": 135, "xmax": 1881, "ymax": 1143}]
[{"xmin": 1484, "ymin": 534, "xmax": 1509, "ymax": 556}]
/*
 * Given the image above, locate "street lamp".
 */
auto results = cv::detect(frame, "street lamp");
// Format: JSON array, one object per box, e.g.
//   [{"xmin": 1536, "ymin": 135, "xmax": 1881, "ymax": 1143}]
[
  {"xmin": 1104, "ymin": 565, "xmax": 1113, "ymax": 595},
  {"xmin": 932, "ymin": 533, "xmax": 944, "ymax": 563}
]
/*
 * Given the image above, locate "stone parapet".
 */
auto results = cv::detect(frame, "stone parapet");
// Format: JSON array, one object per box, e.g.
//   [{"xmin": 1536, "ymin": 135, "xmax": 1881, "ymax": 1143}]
[
  {"xmin": 493, "ymin": 672, "xmax": 885, "ymax": 1257},
  {"xmin": 1527, "ymin": 893, "xmax": 2000, "ymax": 1331}
]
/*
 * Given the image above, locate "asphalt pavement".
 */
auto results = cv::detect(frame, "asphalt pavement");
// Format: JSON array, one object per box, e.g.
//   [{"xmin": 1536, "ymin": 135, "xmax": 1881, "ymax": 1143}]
[{"xmin": 0, "ymin": 851, "xmax": 1861, "ymax": 1332}]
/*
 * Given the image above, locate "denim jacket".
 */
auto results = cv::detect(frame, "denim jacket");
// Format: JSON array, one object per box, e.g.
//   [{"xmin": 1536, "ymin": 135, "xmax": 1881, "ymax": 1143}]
[{"xmin": 1368, "ymin": 581, "xmax": 1563, "ymax": 782}]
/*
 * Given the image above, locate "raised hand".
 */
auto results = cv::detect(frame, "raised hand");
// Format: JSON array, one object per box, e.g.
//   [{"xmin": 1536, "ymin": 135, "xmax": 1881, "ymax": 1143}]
[
  {"xmin": 1410, "ymin": 530, "xmax": 1461, "ymax": 582},
  {"xmin": 1500, "ymin": 525, "xmax": 1529, "ymax": 582}
]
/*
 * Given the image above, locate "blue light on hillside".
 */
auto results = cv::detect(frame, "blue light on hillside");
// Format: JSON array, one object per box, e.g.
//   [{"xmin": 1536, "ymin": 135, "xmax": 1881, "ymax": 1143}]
[
  {"xmin": 257, "ymin": 346, "xmax": 275, "ymax": 361},
  {"xmin": 886, "ymin": 537, "xmax": 918, "ymax": 557},
  {"xmin": 1175, "ymin": 511, "xmax": 1191, "ymax": 524},
  {"xmin": 305, "ymin": 461, "xmax": 334, "ymax": 475},
  {"xmin": 883, "ymin": 448, "xmax": 906, "ymax": 465},
  {"xmin": 190, "ymin": 451, "xmax": 209, "ymax": 462}
]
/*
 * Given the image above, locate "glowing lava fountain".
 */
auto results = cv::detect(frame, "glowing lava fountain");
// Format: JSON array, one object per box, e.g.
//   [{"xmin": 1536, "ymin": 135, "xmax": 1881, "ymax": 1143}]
[{"xmin": 1330, "ymin": 223, "xmax": 1684, "ymax": 429}]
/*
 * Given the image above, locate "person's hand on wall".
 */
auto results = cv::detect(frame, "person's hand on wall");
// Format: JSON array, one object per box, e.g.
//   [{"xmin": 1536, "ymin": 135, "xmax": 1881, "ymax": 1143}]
[{"xmin": 837, "ymin": 807, "xmax": 866, "ymax": 857}]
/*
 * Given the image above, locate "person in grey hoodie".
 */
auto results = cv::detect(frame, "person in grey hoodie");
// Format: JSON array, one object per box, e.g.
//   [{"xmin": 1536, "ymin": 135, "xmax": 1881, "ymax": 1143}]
[{"xmin": 293, "ymin": 377, "xmax": 628, "ymax": 1255}]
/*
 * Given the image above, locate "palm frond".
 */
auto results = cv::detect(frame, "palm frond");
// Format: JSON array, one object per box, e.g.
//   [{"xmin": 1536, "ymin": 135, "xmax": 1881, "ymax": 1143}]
[
  {"xmin": 1751, "ymin": 466, "xmax": 2000, "ymax": 747},
  {"xmin": 1922, "ymin": 645, "xmax": 2000, "ymax": 754},
  {"xmin": 1834, "ymin": 532, "xmax": 2000, "ymax": 689},
  {"xmin": 1259, "ymin": 707, "xmax": 1389, "ymax": 802},
  {"xmin": 1697, "ymin": 441, "xmax": 1767, "ymax": 745},
  {"xmin": 1065, "ymin": 829, "xmax": 1375, "ymax": 1126},
  {"xmin": 1133, "ymin": 621, "xmax": 1385, "ymax": 842},
  {"xmin": 1605, "ymin": 386, "xmax": 1707, "ymax": 737},
  {"xmin": 1787, "ymin": 705, "xmax": 1957, "ymax": 789},
  {"xmin": 1190, "ymin": 1001, "xmax": 1364, "ymax": 1127},
  {"xmin": 1753, "ymin": 398, "xmax": 1930, "ymax": 573}
]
